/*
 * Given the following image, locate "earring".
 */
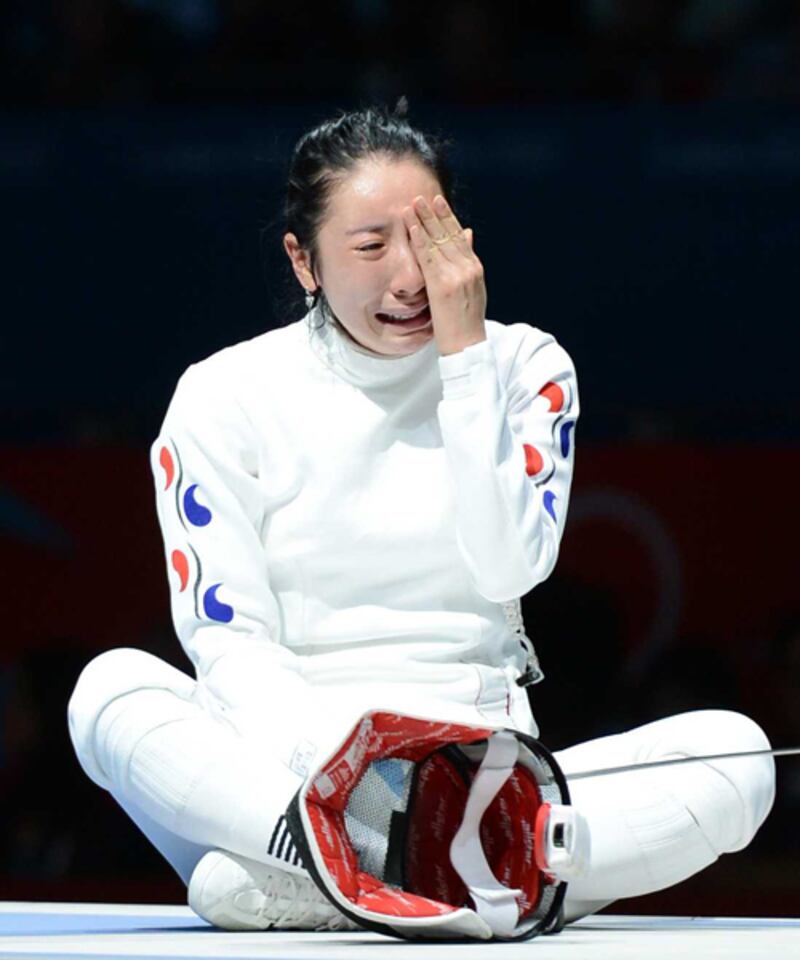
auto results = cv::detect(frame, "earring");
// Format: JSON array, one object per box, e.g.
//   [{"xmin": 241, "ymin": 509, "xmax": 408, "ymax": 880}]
[{"xmin": 305, "ymin": 288, "xmax": 315, "ymax": 310}]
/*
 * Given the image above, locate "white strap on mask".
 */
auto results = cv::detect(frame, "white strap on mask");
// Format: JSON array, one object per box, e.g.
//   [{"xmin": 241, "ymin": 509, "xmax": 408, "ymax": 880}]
[{"xmin": 449, "ymin": 731, "xmax": 523, "ymax": 937}]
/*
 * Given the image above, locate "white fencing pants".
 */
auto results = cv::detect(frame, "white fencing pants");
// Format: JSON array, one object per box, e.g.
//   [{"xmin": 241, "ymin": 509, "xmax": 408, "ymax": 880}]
[
  {"xmin": 68, "ymin": 647, "xmax": 775, "ymax": 920},
  {"xmin": 67, "ymin": 647, "xmax": 305, "ymax": 884},
  {"xmin": 556, "ymin": 710, "xmax": 776, "ymax": 921}
]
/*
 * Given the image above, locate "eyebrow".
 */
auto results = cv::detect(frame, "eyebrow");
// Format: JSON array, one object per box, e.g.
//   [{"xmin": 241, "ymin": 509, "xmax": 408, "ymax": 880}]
[{"xmin": 344, "ymin": 224, "xmax": 388, "ymax": 236}]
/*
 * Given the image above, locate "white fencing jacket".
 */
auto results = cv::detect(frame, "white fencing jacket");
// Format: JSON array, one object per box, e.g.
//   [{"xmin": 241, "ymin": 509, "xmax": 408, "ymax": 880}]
[{"xmin": 150, "ymin": 309, "xmax": 579, "ymax": 771}]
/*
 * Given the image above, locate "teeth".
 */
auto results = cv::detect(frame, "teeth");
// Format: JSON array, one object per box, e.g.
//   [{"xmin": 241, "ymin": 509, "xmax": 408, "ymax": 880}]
[{"xmin": 385, "ymin": 305, "xmax": 428, "ymax": 320}]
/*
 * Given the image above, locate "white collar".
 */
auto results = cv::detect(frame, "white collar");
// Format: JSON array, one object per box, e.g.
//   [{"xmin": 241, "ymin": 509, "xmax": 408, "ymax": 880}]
[{"xmin": 305, "ymin": 306, "xmax": 439, "ymax": 389}]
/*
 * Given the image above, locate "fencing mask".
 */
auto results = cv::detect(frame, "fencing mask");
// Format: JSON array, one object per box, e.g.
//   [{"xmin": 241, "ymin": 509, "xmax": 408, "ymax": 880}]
[{"xmin": 286, "ymin": 710, "xmax": 586, "ymax": 941}]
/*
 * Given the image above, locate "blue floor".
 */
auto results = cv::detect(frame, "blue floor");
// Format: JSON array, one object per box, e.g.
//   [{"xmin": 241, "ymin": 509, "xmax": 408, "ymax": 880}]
[{"xmin": 0, "ymin": 910, "xmax": 208, "ymax": 937}]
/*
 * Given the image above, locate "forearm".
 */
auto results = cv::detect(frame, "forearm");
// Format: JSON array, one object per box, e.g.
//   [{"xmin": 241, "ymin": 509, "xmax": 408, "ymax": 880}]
[{"xmin": 436, "ymin": 335, "xmax": 577, "ymax": 602}]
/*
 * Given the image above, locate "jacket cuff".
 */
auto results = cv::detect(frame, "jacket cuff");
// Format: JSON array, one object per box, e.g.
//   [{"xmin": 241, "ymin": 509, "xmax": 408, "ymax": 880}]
[{"xmin": 438, "ymin": 337, "xmax": 495, "ymax": 400}]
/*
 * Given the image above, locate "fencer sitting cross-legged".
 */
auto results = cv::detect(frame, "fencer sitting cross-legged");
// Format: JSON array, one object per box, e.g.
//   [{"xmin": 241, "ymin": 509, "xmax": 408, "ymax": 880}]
[{"xmin": 67, "ymin": 102, "xmax": 775, "ymax": 936}]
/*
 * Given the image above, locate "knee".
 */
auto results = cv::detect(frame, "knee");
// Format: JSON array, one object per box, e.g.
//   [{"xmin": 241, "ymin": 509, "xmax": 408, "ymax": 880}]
[
  {"xmin": 672, "ymin": 710, "xmax": 776, "ymax": 852},
  {"xmin": 709, "ymin": 711, "xmax": 776, "ymax": 850},
  {"xmin": 631, "ymin": 709, "xmax": 775, "ymax": 854},
  {"xmin": 68, "ymin": 648, "xmax": 195, "ymax": 789}
]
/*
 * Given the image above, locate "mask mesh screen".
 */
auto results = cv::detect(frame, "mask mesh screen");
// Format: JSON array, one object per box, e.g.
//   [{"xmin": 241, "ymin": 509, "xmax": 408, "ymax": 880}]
[{"xmin": 344, "ymin": 757, "xmax": 416, "ymax": 879}]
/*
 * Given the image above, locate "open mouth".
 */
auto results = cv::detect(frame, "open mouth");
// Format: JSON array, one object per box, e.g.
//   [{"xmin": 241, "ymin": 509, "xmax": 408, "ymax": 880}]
[{"xmin": 375, "ymin": 304, "xmax": 432, "ymax": 330}]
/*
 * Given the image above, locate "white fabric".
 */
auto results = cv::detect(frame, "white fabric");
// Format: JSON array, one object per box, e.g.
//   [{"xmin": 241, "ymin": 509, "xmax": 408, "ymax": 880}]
[
  {"xmin": 557, "ymin": 709, "xmax": 776, "ymax": 921},
  {"xmin": 67, "ymin": 644, "xmax": 196, "ymax": 790},
  {"xmin": 149, "ymin": 310, "xmax": 579, "ymax": 761},
  {"xmin": 68, "ymin": 649, "xmax": 305, "ymax": 882},
  {"xmin": 67, "ymin": 313, "xmax": 775, "ymax": 923},
  {"xmin": 449, "ymin": 732, "xmax": 522, "ymax": 936},
  {"xmin": 68, "ymin": 653, "xmax": 775, "ymax": 923}
]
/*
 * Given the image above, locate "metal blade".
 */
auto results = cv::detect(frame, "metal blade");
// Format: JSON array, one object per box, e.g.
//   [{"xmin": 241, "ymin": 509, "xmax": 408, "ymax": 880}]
[{"xmin": 565, "ymin": 746, "xmax": 800, "ymax": 782}]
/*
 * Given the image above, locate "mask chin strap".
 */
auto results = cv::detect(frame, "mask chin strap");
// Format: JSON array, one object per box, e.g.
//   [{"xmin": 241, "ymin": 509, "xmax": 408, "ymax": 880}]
[{"xmin": 449, "ymin": 732, "xmax": 523, "ymax": 937}]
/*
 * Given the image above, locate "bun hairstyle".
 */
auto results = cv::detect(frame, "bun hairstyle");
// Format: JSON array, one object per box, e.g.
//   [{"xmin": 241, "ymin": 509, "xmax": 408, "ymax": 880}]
[{"xmin": 284, "ymin": 98, "xmax": 454, "ymax": 325}]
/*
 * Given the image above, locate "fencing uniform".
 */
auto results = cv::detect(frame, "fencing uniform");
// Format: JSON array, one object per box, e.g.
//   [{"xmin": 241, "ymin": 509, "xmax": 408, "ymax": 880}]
[
  {"xmin": 67, "ymin": 309, "xmax": 774, "ymax": 922},
  {"xmin": 145, "ymin": 309, "xmax": 579, "ymax": 741}
]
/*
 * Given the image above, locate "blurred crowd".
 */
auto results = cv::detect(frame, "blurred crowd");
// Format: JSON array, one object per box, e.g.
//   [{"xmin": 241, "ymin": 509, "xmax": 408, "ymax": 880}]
[{"xmin": 3, "ymin": 0, "xmax": 800, "ymax": 106}]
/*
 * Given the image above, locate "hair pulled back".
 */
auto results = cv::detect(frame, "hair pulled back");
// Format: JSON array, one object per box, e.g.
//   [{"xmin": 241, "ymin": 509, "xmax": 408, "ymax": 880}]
[{"xmin": 284, "ymin": 98, "xmax": 453, "ymax": 324}]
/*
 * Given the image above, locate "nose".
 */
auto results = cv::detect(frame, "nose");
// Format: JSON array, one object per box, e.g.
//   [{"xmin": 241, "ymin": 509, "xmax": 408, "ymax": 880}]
[{"xmin": 389, "ymin": 237, "xmax": 426, "ymax": 300}]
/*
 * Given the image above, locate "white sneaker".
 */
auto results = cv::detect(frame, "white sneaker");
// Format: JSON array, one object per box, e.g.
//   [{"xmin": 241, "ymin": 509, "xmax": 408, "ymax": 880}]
[{"xmin": 188, "ymin": 849, "xmax": 360, "ymax": 932}]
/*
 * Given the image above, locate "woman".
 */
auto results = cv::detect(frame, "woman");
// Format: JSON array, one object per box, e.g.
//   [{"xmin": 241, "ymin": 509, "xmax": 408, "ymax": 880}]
[{"xmin": 67, "ymin": 102, "xmax": 775, "ymax": 935}]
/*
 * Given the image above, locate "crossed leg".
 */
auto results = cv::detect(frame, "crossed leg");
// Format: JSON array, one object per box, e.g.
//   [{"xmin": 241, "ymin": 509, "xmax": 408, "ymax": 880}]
[
  {"xmin": 68, "ymin": 647, "xmax": 305, "ymax": 884},
  {"xmin": 68, "ymin": 649, "xmax": 776, "ymax": 929},
  {"xmin": 555, "ymin": 710, "xmax": 776, "ymax": 922}
]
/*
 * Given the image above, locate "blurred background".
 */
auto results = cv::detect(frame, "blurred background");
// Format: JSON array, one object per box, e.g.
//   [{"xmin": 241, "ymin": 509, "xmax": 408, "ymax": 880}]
[{"xmin": 1, "ymin": 0, "xmax": 798, "ymax": 916}]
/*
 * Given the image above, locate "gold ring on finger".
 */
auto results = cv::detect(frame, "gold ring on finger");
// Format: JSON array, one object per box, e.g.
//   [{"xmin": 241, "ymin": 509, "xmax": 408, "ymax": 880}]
[{"xmin": 431, "ymin": 235, "xmax": 452, "ymax": 246}]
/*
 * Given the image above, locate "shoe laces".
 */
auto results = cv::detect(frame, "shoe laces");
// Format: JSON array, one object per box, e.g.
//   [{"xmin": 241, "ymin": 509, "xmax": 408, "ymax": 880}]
[
  {"xmin": 254, "ymin": 871, "xmax": 317, "ymax": 928},
  {"xmin": 254, "ymin": 870, "xmax": 355, "ymax": 931}
]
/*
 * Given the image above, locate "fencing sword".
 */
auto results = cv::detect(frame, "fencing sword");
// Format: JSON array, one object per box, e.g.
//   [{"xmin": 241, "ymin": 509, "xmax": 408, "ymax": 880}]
[{"xmin": 565, "ymin": 746, "xmax": 800, "ymax": 782}]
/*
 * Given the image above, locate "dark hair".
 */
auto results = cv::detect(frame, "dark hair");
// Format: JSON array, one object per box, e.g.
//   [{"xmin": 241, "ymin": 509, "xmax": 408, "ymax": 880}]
[{"xmin": 283, "ymin": 98, "xmax": 454, "ymax": 327}]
